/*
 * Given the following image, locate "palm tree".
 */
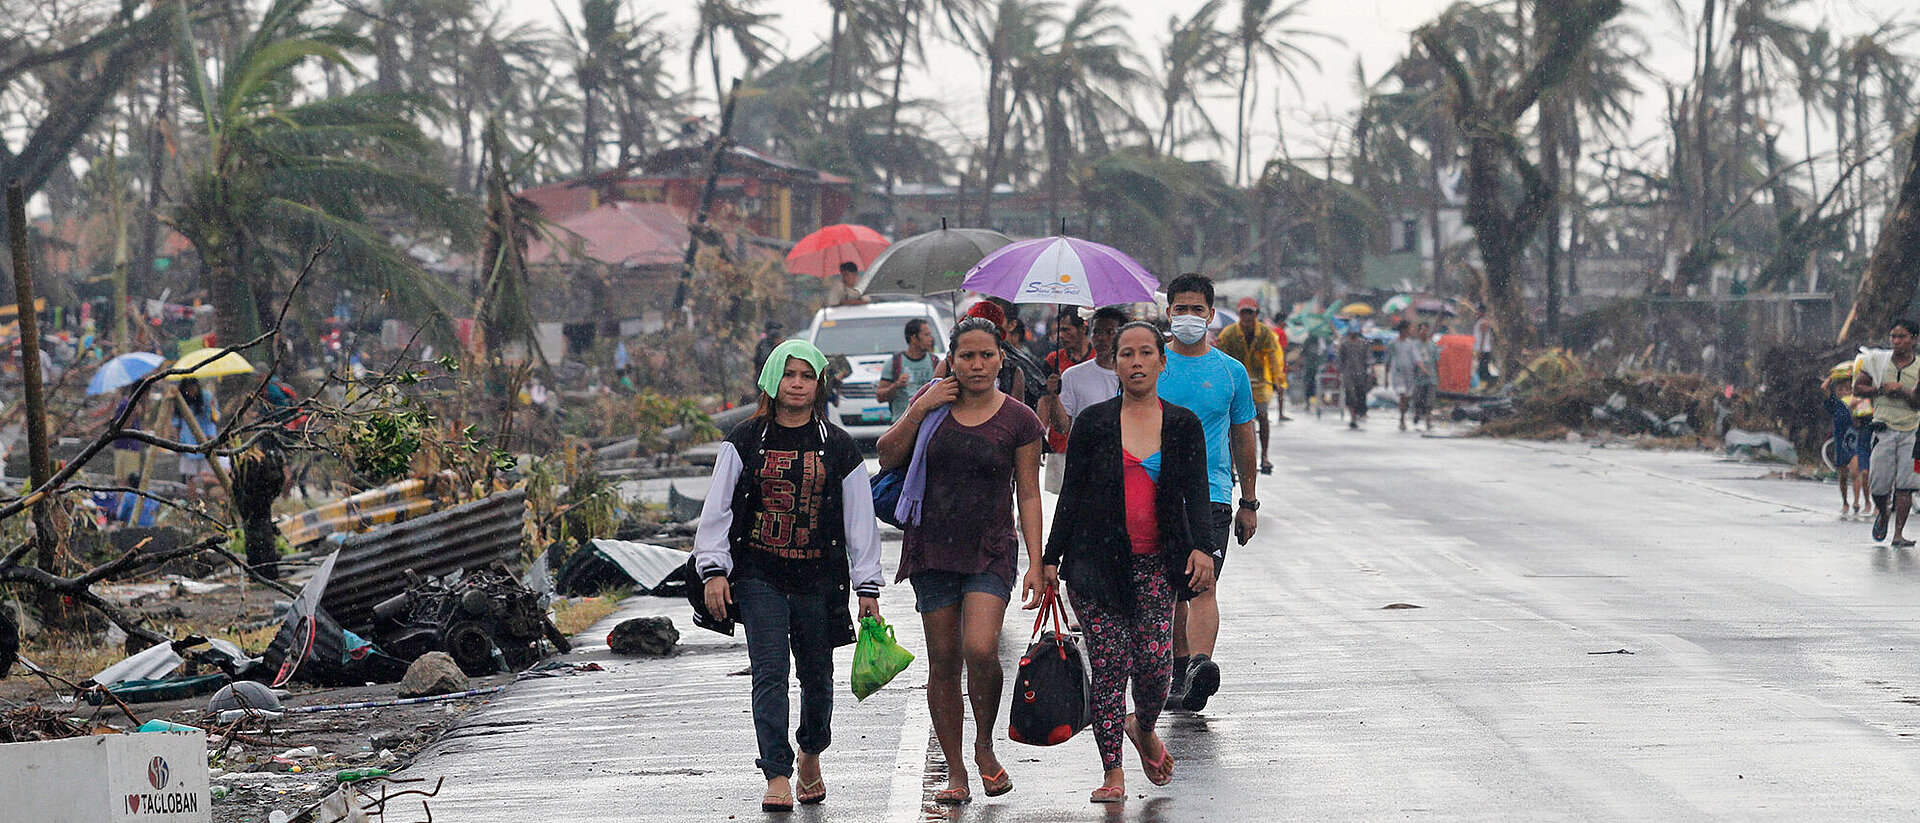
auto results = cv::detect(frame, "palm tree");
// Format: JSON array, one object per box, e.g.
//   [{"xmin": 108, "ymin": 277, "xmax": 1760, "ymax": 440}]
[
  {"xmin": 1083, "ymin": 147, "xmax": 1242, "ymax": 277},
  {"xmin": 965, "ymin": 0, "xmax": 1053, "ymax": 227},
  {"xmin": 455, "ymin": 10, "xmax": 554, "ymax": 188},
  {"xmin": 1561, "ymin": 17, "xmax": 1645, "ymax": 292},
  {"xmin": 733, "ymin": 50, "xmax": 956, "ymax": 186},
  {"xmin": 1835, "ymin": 24, "xmax": 1917, "ymax": 255},
  {"xmin": 1029, "ymin": 0, "xmax": 1147, "ymax": 225},
  {"xmin": 1726, "ymin": 0, "xmax": 1809, "ymax": 172},
  {"xmin": 477, "ymin": 117, "xmax": 545, "ymax": 376},
  {"xmin": 570, "ymin": 0, "xmax": 618, "ymax": 174},
  {"xmin": 1540, "ymin": 14, "xmax": 1645, "ymax": 334},
  {"xmin": 1792, "ymin": 27, "xmax": 1835, "ymax": 197},
  {"xmin": 169, "ymin": 0, "xmax": 479, "ymax": 354},
  {"xmin": 878, "ymin": 0, "xmax": 982, "ymax": 214},
  {"xmin": 1153, "ymin": 0, "xmax": 1231, "ymax": 157},
  {"xmin": 1230, "ymin": 0, "xmax": 1336, "ymax": 186},
  {"xmin": 824, "ymin": 0, "xmax": 892, "ymax": 123},
  {"xmin": 1415, "ymin": 0, "xmax": 1625, "ymax": 381},
  {"xmin": 690, "ymin": 0, "xmax": 780, "ymax": 114},
  {"xmin": 560, "ymin": 0, "xmax": 679, "ymax": 173},
  {"xmin": 1255, "ymin": 156, "xmax": 1378, "ymax": 293}
]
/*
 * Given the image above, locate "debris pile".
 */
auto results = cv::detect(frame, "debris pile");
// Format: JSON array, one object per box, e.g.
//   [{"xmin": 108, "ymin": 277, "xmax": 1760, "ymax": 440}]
[
  {"xmin": 1476, "ymin": 372, "xmax": 1736, "ymax": 440},
  {"xmin": 1, "ymin": 704, "xmax": 89, "ymax": 742}
]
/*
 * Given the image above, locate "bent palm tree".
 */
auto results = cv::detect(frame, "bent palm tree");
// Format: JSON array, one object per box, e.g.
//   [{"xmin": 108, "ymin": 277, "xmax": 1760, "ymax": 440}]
[
  {"xmin": 1230, "ymin": 0, "xmax": 1338, "ymax": 186},
  {"xmin": 1153, "ymin": 0, "xmax": 1231, "ymax": 156},
  {"xmin": 169, "ymin": 0, "xmax": 479, "ymax": 355},
  {"xmin": 690, "ymin": 0, "xmax": 780, "ymax": 113}
]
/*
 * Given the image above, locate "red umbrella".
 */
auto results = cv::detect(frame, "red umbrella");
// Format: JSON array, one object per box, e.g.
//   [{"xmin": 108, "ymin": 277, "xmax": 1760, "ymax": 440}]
[{"xmin": 785, "ymin": 224, "xmax": 890, "ymax": 277}]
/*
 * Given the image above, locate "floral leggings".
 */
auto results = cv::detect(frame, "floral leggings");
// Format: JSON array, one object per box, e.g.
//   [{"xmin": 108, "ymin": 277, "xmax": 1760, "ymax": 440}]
[{"xmin": 1071, "ymin": 554, "xmax": 1176, "ymax": 771}]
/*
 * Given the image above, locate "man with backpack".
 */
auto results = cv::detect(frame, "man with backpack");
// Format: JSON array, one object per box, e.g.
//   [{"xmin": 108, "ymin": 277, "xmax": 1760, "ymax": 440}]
[{"xmin": 877, "ymin": 318, "xmax": 940, "ymax": 422}]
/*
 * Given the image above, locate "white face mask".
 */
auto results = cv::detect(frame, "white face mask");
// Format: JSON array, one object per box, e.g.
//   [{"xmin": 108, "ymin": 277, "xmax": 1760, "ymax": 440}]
[{"xmin": 1169, "ymin": 314, "xmax": 1209, "ymax": 345}]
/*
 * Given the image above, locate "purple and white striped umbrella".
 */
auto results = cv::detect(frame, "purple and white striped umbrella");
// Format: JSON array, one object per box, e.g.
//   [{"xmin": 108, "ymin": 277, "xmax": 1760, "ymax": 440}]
[{"xmin": 959, "ymin": 236, "xmax": 1160, "ymax": 307}]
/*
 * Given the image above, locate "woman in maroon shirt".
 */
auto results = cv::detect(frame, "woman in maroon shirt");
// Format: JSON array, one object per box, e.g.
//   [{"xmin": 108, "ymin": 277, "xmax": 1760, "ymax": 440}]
[
  {"xmin": 878, "ymin": 317, "xmax": 1046, "ymax": 805},
  {"xmin": 1042, "ymin": 322, "xmax": 1215, "ymax": 803}
]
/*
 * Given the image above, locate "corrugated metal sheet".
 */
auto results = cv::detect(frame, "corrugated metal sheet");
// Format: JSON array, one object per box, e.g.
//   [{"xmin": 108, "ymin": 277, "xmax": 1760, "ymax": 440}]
[{"xmin": 321, "ymin": 490, "xmax": 528, "ymax": 632}]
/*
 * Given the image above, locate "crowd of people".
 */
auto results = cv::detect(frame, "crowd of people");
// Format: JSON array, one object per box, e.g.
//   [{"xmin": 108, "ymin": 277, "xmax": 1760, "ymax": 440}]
[{"xmin": 692, "ymin": 272, "xmax": 1272, "ymax": 809}]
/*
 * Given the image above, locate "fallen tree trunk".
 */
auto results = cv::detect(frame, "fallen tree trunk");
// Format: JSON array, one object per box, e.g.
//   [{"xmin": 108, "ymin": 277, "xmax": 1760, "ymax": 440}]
[{"xmin": 1838, "ymin": 126, "xmax": 1920, "ymax": 345}]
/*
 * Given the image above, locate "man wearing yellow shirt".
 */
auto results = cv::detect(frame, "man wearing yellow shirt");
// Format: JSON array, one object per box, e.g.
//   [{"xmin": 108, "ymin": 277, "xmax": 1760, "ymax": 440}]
[
  {"xmin": 1218, "ymin": 297, "xmax": 1284, "ymax": 475},
  {"xmin": 1854, "ymin": 319, "xmax": 1920, "ymax": 546}
]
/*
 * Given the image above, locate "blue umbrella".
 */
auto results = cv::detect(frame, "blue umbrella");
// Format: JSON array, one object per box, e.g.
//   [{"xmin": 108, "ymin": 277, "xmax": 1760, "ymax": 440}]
[{"xmin": 87, "ymin": 352, "xmax": 165, "ymax": 395}]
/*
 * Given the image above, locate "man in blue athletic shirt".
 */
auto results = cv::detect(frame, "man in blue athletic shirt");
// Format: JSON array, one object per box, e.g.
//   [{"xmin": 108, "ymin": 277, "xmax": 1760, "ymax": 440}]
[{"xmin": 1156, "ymin": 272, "xmax": 1260, "ymax": 712}]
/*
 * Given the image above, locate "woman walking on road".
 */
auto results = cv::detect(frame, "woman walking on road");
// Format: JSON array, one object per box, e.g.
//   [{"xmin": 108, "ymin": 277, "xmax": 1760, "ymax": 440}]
[
  {"xmin": 1041, "ymin": 322, "xmax": 1215, "ymax": 803},
  {"xmin": 692, "ymin": 340, "xmax": 885, "ymax": 813},
  {"xmin": 878, "ymin": 316, "xmax": 1047, "ymax": 805}
]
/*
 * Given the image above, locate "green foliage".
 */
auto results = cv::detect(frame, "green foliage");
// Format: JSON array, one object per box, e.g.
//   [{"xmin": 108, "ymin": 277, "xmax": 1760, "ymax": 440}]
[
  {"xmin": 633, "ymin": 391, "xmax": 721, "ymax": 451},
  {"xmin": 524, "ymin": 447, "xmax": 627, "ymax": 552},
  {"xmin": 170, "ymin": 0, "xmax": 480, "ymax": 348},
  {"xmin": 343, "ymin": 409, "xmax": 432, "ymax": 483}
]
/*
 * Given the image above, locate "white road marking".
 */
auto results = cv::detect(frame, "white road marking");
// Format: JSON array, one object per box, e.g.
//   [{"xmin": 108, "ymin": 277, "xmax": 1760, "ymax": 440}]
[{"xmin": 886, "ymin": 684, "xmax": 933, "ymax": 823}]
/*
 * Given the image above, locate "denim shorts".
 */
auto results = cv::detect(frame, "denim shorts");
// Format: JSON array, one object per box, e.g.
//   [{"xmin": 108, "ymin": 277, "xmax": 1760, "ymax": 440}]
[{"xmin": 909, "ymin": 570, "xmax": 1013, "ymax": 613}]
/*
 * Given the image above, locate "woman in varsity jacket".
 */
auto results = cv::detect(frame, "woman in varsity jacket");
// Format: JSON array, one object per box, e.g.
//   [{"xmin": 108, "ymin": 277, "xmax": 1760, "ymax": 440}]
[{"xmin": 693, "ymin": 339, "xmax": 886, "ymax": 813}]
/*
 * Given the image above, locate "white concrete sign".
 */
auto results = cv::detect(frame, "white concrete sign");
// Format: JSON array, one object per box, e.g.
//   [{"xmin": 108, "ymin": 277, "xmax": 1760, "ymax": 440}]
[{"xmin": 0, "ymin": 731, "xmax": 210, "ymax": 822}]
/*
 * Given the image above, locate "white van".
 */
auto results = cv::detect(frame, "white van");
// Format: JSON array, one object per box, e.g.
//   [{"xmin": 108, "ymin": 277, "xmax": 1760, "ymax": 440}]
[{"xmin": 803, "ymin": 300, "xmax": 950, "ymax": 439}]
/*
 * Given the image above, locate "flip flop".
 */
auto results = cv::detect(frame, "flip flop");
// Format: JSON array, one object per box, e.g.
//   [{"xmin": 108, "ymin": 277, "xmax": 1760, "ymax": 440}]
[
  {"xmin": 980, "ymin": 766, "xmax": 1013, "ymax": 797},
  {"xmin": 796, "ymin": 776, "xmax": 826, "ymax": 805},
  {"xmin": 1089, "ymin": 785, "xmax": 1127, "ymax": 803},
  {"xmin": 1140, "ymin": 742, "xmax": 1175, "ymax": 786},
  {"xmin": 761, "ymin": 791, "xmax": 794, "ymax": 813},
  {"xmin": 934, "ymin": 786, "xmax": 972, "ymax": 805}
]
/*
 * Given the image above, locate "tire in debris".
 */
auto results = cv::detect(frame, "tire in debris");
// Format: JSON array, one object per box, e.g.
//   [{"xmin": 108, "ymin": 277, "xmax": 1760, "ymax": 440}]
[{"xmin": 607, "ymin": 617, "xmax": 679, "ymax": 657}]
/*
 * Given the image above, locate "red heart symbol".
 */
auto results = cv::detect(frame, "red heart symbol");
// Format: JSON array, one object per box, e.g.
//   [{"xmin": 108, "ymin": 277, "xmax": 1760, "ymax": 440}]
[{"xmin": 128, "ymin": 796, "xmax": 141, "ymax": 813}]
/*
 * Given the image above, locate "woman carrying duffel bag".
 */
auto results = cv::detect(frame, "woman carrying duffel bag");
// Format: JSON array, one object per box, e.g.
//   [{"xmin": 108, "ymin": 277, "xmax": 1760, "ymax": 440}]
[
  {"xmin": 692, "ymin": 339, "xmax": 885, "ymax": 813},
  {"xmin": 1040, "ymin": 321, "xmax": 1214, "ymax": 803}
]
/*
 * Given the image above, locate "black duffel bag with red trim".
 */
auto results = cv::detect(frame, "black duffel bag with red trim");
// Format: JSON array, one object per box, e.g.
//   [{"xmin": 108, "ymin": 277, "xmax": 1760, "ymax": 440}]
[{"xmin": 1007, "ymin": 587, "xmax": 1090, "ymax": 746}]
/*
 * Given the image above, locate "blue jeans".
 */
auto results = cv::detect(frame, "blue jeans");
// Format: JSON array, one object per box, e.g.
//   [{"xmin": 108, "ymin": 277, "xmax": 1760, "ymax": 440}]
[{"xmin": 733, "ymin": 578, "xmax": 836, "ymax": 780}]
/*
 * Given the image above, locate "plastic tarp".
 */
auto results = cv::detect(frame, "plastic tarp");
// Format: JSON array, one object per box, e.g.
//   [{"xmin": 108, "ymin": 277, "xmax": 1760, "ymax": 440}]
[
  {"xmin": 556, "ymin": 539, "xmax": 689, "ymax": 596},
  {"xmin": 89, "ymin": 638, "xmax": 252, "ymax": 689},
  {"xmin": 1724, "ymin": 428, "xmax": 1798, "ymax": 463},
  {"xmin": 91, "ymin": 642, "xmax": 182, "ymax": 688}
]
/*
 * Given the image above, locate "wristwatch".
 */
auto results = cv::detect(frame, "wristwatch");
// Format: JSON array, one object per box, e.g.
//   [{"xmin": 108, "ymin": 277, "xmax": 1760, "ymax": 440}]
[{"xmin": 1238, "ymin": 498, "xmax": 1260, "ymax": 512}]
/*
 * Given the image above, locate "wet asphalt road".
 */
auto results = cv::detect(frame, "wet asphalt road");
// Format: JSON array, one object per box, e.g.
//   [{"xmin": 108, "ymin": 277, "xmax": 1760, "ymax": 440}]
[{"xmin": 406, "ymin": 412, "xmax": 1920, "ymax": 821}]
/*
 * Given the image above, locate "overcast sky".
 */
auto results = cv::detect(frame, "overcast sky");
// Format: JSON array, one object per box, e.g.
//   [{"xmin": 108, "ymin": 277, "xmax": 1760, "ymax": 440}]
[{"xmin": 513, "ymin": 0, "xmax": 1912, "ymax": 170}]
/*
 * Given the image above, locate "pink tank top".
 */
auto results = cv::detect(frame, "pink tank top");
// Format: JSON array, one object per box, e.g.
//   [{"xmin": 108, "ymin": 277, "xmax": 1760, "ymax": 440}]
[{"xmin": 1122, "ymin": 449, "xmax": 1160, "ymax": 555}]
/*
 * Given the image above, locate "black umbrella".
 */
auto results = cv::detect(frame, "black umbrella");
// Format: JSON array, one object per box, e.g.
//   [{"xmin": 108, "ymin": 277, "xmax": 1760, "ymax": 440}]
[{"xmin": 858, "ymin": 219, "xmax": 1015, "ymax": 296}]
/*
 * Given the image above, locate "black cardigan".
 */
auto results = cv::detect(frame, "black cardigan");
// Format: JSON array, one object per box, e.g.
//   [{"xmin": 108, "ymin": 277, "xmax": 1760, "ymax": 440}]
[{"xmin": 1042, "ymin": 396, "xmax": 1213, "ymax": 614}]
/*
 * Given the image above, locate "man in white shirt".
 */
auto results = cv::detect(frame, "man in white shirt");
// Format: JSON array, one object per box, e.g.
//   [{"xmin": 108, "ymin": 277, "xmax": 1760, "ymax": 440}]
[
  {"xmin": 1472, "ymin": 307, "xmax": 1494, "ymax": 383},
  {"xmin": 1853, "ymin": 319, "xmax": 1920, "ymax": 545},
  {"xmin": 1040, "ymin": 307, "xmax": 1126, "ymax": 437}
]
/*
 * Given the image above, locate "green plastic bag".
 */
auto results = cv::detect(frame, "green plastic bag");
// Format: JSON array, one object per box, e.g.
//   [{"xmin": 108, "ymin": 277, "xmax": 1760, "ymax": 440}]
[{"xmin": 850, "ymin": 616, "xmax": 915, "ymax": 701}]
